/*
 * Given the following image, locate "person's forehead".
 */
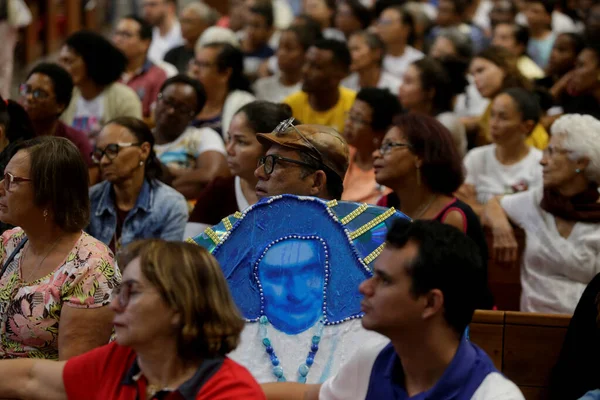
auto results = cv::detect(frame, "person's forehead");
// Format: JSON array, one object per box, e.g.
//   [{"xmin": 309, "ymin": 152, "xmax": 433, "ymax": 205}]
[
  {"xmin": 266, "ymin": 144, "xmax": 302, "ymax": 159},
  {"xmin": 307, "ymin": 47, "xmax": 334, "ymax": 63},
  {"xmin": 27, "ymin": 73, "xmax": 55, "ymax": 91},
  {"xmin": 119, "ymin": 18, "xmax": 142, "ymax": 32},
  {"xmin": 97, "ymin": 123, "xmax": 136, "ymax": 144},
  {"xmin": 375, "ymin": 243, "xmax": 418, "ymax": 276},
  {"xmin": 5, "ymin": 150, "xmax": 31, "ymax": 174},
  {"xmin": 163, "ymin": 82, "xmax": 196, "ymax": 101}
]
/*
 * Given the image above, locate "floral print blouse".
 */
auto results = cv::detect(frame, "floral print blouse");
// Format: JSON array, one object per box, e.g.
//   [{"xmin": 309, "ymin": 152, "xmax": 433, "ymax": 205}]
[{"xmin": 0, "ymin": 228, "xmax": 121, "ymax": 359}]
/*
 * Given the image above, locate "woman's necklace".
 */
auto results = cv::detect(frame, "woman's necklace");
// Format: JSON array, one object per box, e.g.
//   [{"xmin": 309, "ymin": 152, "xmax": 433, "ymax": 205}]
[
  {"xmin": 259, "ymin": 316, "xmax": 324, "ymax": 383},
  {"xmin": 21, "ymin": 236, "xmax": 63, "ymax": 283},
  {"xmin": 412, "ymin": 195, "xmax": 438, "ymax": 220}
]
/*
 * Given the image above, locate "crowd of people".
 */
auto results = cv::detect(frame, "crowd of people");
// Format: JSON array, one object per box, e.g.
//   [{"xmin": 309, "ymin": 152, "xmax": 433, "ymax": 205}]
[{"xmin": 0, "ymin": 0, "xmax": 598, "ymax": 397}]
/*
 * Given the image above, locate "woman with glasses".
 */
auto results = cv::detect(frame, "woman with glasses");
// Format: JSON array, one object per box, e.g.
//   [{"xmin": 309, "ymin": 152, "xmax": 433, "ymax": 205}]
[
  {"xmin": 87, "ymin": 117, "xmax": 188, "ymax": 252},
  {"xmin": 341, "ymin": 88, "xmax": 399, "ymax": 204},
  {"xmin": 0, "ymin": 136, "xmax": 120, "ymax": 360},
  {"xmin": 376, "ymin": 114, "xmax": 492, "ymax": 309},
  {"xmin": 153, "ymin": 75, "xmax": 228, "ymax": 200},
  {"xmin": 0, "ymin": 239, "xmax": 265, "ymax": 399},
  {"xmin": 20, "ymin": 62, "xmax": 97, "ymax": 184},
  {"xmin": 58, "ymin": 31, "xmax": 142, "ymax": 144},
  {"xmin": 484, "ymin": 114, "xmax": 600, "ymax": 314},
  {"xmin": 188, "ymin": 101, "xmax": 293, "ymax": 231}
]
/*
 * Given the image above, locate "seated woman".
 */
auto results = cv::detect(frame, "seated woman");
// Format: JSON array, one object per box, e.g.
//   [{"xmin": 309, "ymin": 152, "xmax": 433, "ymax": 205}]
[
  {"xmin": 333, "ymin": 0, "xmax": 371, "ymax": 40},
  {"xmin": 484, "ymin": 114, "xmax": 600, "ymax": 314},
  {"xmin": 58, "ymin": 31, "xmax": 142, "ymax": 144},
  {"xmin": 560, "ymin": 43, "xmax": 600, "ymax": 120},
  {"xmin": 399, "ymin": 56, "xmax": 468, "ymax": 157},
  {"xmin": 87, "ymin": 117, "xmax": 188, "ymax": 252},
  {"xmin": 376, "ymin": 114, "xmax": 492, "ymax": 309},
  {"xmin": 469, "ymin": 45, "xmax": 549, "ymax": 150},
  {"xmin": 254, "ymin": 24, "xmax": 320, "ymax": 103},
  {"xmin": 536, "ymin": 32, "xmax": 584, "ymax": 94},
  {"xmin": 0, "ymin": 239, "xmax": 265, "ymax": 398},
  {"xmin": 341, "ymin": 31, "xmax": 402, "ymax": 96},
  {"xmin": 0, "ymin": 136, "xmax": 119, "ymax": 360},
  {"xmin": 153, "ymin": 75, "xmax": 228, "ymax": 200},
  {"xmin": 458, "ymin": 88, "xmax": 544, "ymax": 215},
  {"xmin": 189, "ymin": 101, "xmax": 292, "ymax": 228},
  {"xmin": 341, "ymin": 88, "xmax": 399, "ymax": 204},
  {"xmin": 188, "ymin": 42, "xmax": 255, "ymax": 140}
]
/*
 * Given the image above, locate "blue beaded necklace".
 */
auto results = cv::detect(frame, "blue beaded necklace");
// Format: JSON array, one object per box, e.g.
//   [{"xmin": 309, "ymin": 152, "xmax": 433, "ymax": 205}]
[{"xmin": 259, "ymin": 315, "xmax": 325, "ymax": 382}]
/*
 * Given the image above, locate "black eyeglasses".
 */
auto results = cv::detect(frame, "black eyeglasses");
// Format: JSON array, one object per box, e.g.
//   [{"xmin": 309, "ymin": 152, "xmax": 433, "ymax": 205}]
[
  {"xmin": 91, "ymin": 143, "xmax": 141, "ymax": 164},
  {"xmin": 2, "ymin": 172, "xmax": 32, "ymax": 192},
  {"xmin": 157, "ymin": 93, "xmax": 196, "ymax": 117},
  {"xmin": 19, "ymin": 84, "xmax": 52, "ymax": 100},
  {"xmin": 378, "ymin": 141, "xmax": 412, "ymax": 155},
  {"xmin": 258, "ymin": 154, "xmax": 318, "ymax": 175}
]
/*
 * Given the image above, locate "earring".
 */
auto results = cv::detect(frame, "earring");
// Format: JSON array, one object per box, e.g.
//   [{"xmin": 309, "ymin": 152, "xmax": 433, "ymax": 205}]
[
  {"xmin": 43, "ymin": 209, "xmax": 48, "ymax": 223},
  {"xmin": 139, "ymin": 160, "xmax": 144, "ymax": 166},
  {"xmin": 576, "ymin": 168, "xmax": 581, "ymax": 174},
  {"xmin": 416, "ymin": 167, "xmax": 421, "ymax": 186}
]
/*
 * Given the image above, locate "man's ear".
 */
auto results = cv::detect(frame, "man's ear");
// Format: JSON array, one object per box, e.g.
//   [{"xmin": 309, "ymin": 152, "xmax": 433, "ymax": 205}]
[
  {"xmin": 310, "ymin": 170, "xmax": 328, "ymax": 196},
  {"xmin": 421, "ymin": 288, "xmax": 444, "ymax": 320}
]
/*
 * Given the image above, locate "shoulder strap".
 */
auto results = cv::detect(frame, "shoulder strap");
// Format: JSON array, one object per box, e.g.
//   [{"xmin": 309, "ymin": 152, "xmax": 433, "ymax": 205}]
[{"xmin": 0, "ymin": 236, "xmax": 28, "ymax": 279}]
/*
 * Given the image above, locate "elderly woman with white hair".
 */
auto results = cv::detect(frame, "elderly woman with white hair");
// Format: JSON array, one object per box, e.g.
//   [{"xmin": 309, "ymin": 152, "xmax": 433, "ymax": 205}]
[{"xmin": 484, "ymin": 114, "xmax": 600, "ymax": 315}]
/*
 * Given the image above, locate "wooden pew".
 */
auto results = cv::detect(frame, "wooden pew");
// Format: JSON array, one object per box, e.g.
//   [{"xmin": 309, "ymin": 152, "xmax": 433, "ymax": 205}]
[{"xmin": 470, "ymin": 310, "xmax": 571, "ymax": 400}]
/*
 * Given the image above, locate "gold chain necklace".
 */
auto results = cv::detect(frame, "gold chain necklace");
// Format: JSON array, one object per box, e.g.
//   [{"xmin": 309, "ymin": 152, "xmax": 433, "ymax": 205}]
[
  {"xmin": 412, "ymin": 195, "xmax": 438, "ymax": 220},
  {"xmin": 21, "ymin": 236, "xmax": 63, "ymax": 283}
]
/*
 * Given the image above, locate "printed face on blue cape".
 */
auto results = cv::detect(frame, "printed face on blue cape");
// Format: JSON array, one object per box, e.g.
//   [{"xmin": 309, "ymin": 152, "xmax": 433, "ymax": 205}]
[{"xmin": 190, "ymin": 195, "xmax": 408, "ymax": 335}]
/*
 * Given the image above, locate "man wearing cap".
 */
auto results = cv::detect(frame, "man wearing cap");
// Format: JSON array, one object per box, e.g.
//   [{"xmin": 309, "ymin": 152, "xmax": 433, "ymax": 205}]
[{"xmin": 254, "ymin": 119, "xmax": 349, "ymax": 200}]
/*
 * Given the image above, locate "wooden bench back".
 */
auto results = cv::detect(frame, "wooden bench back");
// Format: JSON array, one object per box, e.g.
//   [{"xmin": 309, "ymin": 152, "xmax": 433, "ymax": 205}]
[{"xmin": 470, "ymin": 310, "xmax": 571, "ymax": 399}]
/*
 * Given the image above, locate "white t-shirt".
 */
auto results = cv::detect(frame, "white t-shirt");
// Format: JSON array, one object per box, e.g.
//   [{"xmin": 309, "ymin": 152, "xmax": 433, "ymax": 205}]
[
  {"xmin": 154, "ymin": 126, "xmax": 225, "ymax": 171},
  {"xmin": 341, "ymin": 71, "xmax": 402, "ymax": 96},
  {"xmin": 464, "ymin": 144, "xmax": 543, "ymax": 204},
  {"xmin": 71, "ymin": 94, "xmax": 105, "ymax": 139},
  {"xmin": 454, "ymin": 78, "xmax": 490, "ymax": 118},
  {"xmin": 149, "ymin": 21, "xmax": 184, "ymax": 63},
  {"xmin": 382, "ymin": 46, "xmax": 424, "ymax": 81},
  {"xmin": 253, "ymin": 75, "xmax": 302, "ymax": 103},
  {"xmin": 319, "ymin": 340, "xmax": 524, "ymax": 400},
  {"xmin": 501, "ymin": 187, "xmax": 600, "ymax": 314}
]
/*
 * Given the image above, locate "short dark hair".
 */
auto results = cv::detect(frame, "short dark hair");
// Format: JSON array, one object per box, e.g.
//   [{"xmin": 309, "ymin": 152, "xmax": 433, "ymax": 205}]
[
  {"xmin": 525, "ymin": 0, "xmax": 556, "ymax": 15},
  {"xmin": 236, "ymin": 101, "xmax": 293, "ymax": 134},
  {"xmin": 339, "ymin": 0, "xmax": 372, "ymax": 30},
  {"xmin": 356, "ymin": 87, "xmax": 401, "ymax": 132},
  {"xmin": 27, "ymin": 62, "xmax": 73, "ymax": 111},
  {"xmin": 123, "ymin": 14, "xmax": 153, "ymax": 41},
  {"xmin": 386, "ymin": 219, "xmax": 484, "ymax": 336},
  {"xmin": 394, "ymin": 114, "xmax": 464, "ymax": 195},
  {"xmin": 203, "ymin": 42, "xmax": 252, "ymax": 93},
  {"xmin": 10, "ymin": 136, "xmax": 90, "ymax": 232},
  {"xmin": 351, "ymin": 31, "xmax": 386, "ymax": 65},
  {"xmin": 105, "ymin": 117, "xmax": 163, "ymax": 182},
  {"xmin": 412, "ymin": 56, "xmax": 468, "ymax": 114},
  {"xmin": 500, "ymin": 87, "xmax": 541, "ymax": 127},
  {"xmin": 249, "ymin": 2, "xmax": 274, "ymax": 27},
  {"xmin": 448, "ymin": 0, "xmax": 473, "ymax": 16},
  {"xmin": 64, "ymin": 31, "xmax": 127, "ymax": 86},
  {"xmin": 159, "ymin": 74, "xmax": 207, "ymax": 114},
  {"xmin": 0, "ymin": 98, "xmax": 36, "ymax": 171},
  {"xmin": 387, "ymin": 5, "xmax": 417, "ymax": 46},
  {"xmin": 513, "ymin": 24, "xmax": 530, "ymax": 48},
  {"xmin": 284, "ymin": 24, "xmax": 323, "ymax": 51},
  {"xmin": 313, "ymin": 39, "xmax": 352, "ymax": 71},
  {"xmin": 298, "ymin": 151, "xmax": 345, "ymax": 199},
  {"xmin": 560, "ymin": 32, "xmax": 585, "ymax": 56}
]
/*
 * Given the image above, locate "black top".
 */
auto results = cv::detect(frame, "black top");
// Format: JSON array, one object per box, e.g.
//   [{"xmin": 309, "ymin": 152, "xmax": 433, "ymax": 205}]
[
  {"xmin": 164, "ymin": 45, "xmax": 195, "ymax": 73},
  {"xmin": 379, "ymin": 194, "xmax": 493, "ymax": 309},
  {"xmin": 561, "ymin": 94, "xmax": 600, "ymax": 120},
  {"xmin": 550, "ymin": 272, "xmax": 600, "ymax": 399}
]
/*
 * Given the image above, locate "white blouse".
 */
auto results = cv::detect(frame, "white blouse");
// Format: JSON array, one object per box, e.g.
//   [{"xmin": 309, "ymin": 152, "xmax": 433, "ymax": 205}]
[{"xmin": 501, "ymin": 187, "xmax": 600, "ymax": 314}]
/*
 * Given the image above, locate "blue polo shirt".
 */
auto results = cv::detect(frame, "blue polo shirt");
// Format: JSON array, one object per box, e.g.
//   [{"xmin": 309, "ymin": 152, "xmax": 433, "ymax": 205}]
[{"xmin": 319, "ymin": 337, "xmax": 524, "ymax": 400}]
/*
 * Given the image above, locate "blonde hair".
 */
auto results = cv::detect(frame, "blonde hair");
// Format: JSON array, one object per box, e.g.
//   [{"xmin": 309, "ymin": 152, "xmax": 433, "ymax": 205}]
[{"xmin": 118, "ymin": 240, "xmax": 244, "ymax": 360}]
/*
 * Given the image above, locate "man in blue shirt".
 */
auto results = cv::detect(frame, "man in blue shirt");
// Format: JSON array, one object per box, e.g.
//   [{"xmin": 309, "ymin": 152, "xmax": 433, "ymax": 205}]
[{"xmin": 263, "ymin": 220, "xmax": 523, "ymax": 399}]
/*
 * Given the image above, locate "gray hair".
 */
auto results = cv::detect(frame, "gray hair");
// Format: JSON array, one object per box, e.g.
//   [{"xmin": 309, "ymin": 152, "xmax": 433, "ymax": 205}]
[
  {"xmin": 551, "ymin": 114, "xmax": 600, "ymax": 184},
  {"xmin": 436, "ymin": 27, "xmax": 473, "ymax": 61},
  {"xmin": 351, "ymin": 31, "xmax": 386, "ymax": 65},
  {"xmin": 183, "ymin": 1, "xmax": 220, "ymax": 26}
]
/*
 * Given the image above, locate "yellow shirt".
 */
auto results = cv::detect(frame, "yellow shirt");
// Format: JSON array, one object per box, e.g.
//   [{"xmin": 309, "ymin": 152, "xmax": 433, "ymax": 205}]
[
  {"xmin": 477, "ymin": 103, "xmax": 549, "ymax": 150},
  {"xmin": 283, "ymin": 87, "xmax": 356, "ymax": 134},
  {"xmin": 517, "ymin": 56, "xmax": 545, "ymax": 80}
]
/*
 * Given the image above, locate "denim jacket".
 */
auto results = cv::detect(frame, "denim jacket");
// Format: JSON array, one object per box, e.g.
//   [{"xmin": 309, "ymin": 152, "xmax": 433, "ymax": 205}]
[{"xmin": 87, "ymin": 179, "xmax": 188, "ymax": 248}]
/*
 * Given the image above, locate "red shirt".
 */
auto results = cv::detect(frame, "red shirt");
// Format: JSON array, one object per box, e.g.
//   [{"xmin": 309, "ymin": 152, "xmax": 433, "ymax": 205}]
[
  {"xmin": 63, "ymin": 342, "xmax": 266, "ymax": 400},
  {"xmin": 120, "ymin": 60, "xmax": 167, "ymax": 118},
  {"xmin": 54, "ymin": 121, "xmax": 93, "ymax": 166}
]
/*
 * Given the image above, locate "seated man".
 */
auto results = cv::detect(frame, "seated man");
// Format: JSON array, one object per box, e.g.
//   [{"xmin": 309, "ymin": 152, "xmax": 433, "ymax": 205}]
[
  {"xmin": 492, "ymin": 22, "xmax": 545, "ymax": 80},
  {"xmin": 113, "ymin": 15, "xmax": 168, "ymax": 121},
  {"xmin": 283, "ymin": 40, "xmax": 356, "ymax": 134},
  {"xmin": 254, "ymin": 119, "xmax": 349, "ymax": 201},
  {"xmin": 263, "ymin": 220, "xmax": 524, "ymax": 399}
]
